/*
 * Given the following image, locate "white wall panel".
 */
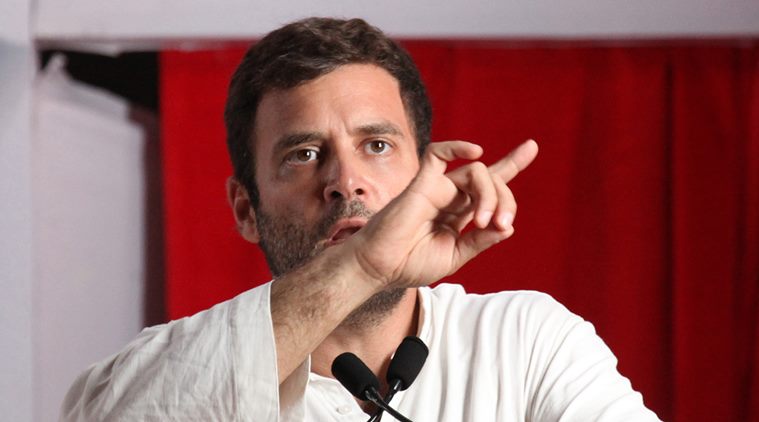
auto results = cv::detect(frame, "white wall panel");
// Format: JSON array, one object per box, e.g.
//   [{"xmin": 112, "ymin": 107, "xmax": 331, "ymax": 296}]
[
  {"xmin": 34, "ymin": 0, "xmax": 759, "ymax": 47},
  {"xmin": 0, "ymin": 0, "xmax": 34, "ymax": 420},
  {"xmin": 0, "ymin": 0, "xmax": 32, "ymax": 43},
  {"xmin": 0, "ymin": 42, "xmax": 35, "ymax": 422}
]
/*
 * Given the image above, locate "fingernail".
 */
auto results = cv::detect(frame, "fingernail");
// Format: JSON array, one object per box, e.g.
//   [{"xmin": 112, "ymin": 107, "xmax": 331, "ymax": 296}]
[{"xmin": 500, "ymin": 212, "xmax": 514, "ymax": 229}]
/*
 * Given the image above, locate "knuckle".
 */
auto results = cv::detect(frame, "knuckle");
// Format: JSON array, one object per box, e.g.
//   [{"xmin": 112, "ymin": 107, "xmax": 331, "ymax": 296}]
[
  {"xmin": 470, "ymin": 161, "xmax": 488, "ymax": 173},
  {"xmin": 469, "ymin": 163, "xmax": 493, "ymax": 187}
]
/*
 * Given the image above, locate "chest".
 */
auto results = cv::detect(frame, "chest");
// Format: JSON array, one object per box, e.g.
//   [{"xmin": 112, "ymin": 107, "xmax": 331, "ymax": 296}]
[{"xmin": 303, "ymin": 357, "xmax": 527, "ymax": 422}]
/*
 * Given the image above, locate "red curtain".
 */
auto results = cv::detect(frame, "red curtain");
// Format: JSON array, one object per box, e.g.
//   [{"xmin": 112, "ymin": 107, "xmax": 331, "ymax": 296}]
[{"xmin": 160, "ymin": 41, "xmax": 759, "ymax": 421}]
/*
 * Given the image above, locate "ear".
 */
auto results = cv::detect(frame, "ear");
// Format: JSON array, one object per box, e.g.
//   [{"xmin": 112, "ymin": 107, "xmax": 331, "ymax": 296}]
[{"xmin": 226, "ymin": 176, "xmax": 260, "ymax": 243}]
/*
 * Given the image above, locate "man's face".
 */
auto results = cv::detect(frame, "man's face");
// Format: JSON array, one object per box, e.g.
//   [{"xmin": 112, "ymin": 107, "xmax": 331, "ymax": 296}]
[{"xmin": 251, "ymin": 64, "xmax": 421, "ymax": 278}]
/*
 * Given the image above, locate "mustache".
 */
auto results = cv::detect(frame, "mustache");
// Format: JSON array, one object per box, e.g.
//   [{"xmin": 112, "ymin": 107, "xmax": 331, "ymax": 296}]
[{"xmin": 315, "ymin": 199, "xmax": 374, "ymax": 239}]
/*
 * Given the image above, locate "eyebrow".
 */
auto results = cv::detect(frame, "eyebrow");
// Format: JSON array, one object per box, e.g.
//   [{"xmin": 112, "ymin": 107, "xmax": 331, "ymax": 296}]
[
  {"xmin": 272, "ymin": 132, "xmax": 326, "ymax": 156},
  {"xmin": 354, "ymin": 121, "xmax": 404, "ymax": 138},
  {"xmin": 271, "ymin": 121, "xmax": 405, "ymax": 156}
]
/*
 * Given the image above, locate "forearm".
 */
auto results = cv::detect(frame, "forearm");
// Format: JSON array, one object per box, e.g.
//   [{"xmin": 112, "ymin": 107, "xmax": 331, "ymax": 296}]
[{"xmin": 270, "ymin": 243, "xmax": 380, "ymax": 383}]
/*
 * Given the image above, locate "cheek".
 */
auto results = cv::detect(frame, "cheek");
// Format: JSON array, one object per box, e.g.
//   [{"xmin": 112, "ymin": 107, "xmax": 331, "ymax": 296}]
[
  {"xmin": 374, "ymin": 157, "xmax": 419, "ymax": 198},
  {"xmin": 257, "ymin": 177, "xmax": 322, "ymax": 216}
]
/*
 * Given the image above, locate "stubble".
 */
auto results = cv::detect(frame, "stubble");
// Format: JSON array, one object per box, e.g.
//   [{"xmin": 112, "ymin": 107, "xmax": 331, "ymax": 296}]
[{"xmin": 254, "ymin": 199, "xmax": 406, "ymax": 330}]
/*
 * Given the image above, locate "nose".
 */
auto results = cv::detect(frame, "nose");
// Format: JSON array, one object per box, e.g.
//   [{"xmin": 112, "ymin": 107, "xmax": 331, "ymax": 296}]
[{"xmin": 322, "ymin": 152, "xmax": 368, "ymax": 203}]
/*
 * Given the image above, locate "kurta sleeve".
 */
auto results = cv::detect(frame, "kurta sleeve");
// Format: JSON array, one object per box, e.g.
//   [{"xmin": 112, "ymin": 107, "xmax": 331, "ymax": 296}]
[{"xmin": 60, "ymin": 282, "xmax": 287, "ymax": 421}]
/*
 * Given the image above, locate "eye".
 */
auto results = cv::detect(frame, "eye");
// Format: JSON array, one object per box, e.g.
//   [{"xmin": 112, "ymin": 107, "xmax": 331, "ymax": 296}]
[
  {"xmin": 365, "ymin": 140, "xmax": 391, "ymax": 155},
  {"xmin": 285, "ymin": 147, "xmax": 319, "ymax": 164}
]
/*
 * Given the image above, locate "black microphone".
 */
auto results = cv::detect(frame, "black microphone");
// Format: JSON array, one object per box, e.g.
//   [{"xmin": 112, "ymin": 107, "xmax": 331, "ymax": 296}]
[
  {"xmin": 331, "ymin": 352, "xmax": 380, "ymax": 401},
  {"xmin": 332, "ymin": 352, "xmax": 414, "ymax": 422},
  {"xmin": 387, "ymin": 336, "xmax": 429, "ymax": 394},
  {"xmin": 369, "ymin": 336, "xmax": 429, "ymax": 422}
]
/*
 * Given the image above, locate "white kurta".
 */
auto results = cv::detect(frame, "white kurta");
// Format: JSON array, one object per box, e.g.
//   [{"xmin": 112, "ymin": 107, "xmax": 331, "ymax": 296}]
[{"xmin": 61, "ymin": 282, "xmax": 661, "ymax": 421}]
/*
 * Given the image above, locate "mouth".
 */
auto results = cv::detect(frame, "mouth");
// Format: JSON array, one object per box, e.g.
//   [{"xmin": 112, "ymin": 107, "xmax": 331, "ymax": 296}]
[{"xmin": 325, "ymin": 218, "xmax": 367, "ymax": 247}]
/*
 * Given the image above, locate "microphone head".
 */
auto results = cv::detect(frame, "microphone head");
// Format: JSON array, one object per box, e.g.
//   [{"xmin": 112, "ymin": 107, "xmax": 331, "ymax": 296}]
[
  {"xmin": 331, "ymin": 352, "xmax": 380, "ymax": 401},
  {"xmin": 387, "ymin": 336, "xmax": 429, "ymax": 390}
]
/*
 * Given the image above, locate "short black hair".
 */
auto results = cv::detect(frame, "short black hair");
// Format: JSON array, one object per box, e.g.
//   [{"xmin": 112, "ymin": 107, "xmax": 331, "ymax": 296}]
[{"xmin": 224, "ymin": 17, "xmax": 432, "ymax": 207}]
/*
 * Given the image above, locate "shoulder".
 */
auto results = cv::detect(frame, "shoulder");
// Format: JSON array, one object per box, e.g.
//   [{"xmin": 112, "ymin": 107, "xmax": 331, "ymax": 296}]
[
  {"xmin": 61, "ymin": 281, "xmax": 278, "ymax": 420},
  {"xmin": 425, "ymin": 283, "xmax": 578, "ymax": 325},
  {"xmin": 134, "ymin": 280, "xmax": 273, "ymax": 344},
  {"xmin": 420, "ymin": 283, "xmax": 589, "ymax": 354}
]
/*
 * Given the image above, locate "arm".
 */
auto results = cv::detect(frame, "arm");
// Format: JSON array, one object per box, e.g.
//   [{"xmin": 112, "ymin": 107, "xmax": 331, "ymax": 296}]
[{"xmin": 266, "ymin": 140, "xmax": 539, "ymax": 383}]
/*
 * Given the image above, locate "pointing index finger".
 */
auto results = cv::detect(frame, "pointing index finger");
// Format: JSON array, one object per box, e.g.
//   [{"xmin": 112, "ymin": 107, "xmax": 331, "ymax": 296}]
[{"xmin": 489, "ymin": 139, "xmax": 539, "ymax": 183}]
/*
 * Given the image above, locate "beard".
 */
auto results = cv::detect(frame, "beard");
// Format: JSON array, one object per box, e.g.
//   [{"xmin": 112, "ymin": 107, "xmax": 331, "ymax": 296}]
[{"xmin": 254, "ymin": 199, "xmax": 406, "ymax": 329}]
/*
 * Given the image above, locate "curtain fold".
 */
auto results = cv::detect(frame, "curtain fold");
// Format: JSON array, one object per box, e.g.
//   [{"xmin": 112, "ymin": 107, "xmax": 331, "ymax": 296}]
[{"xmin": 161, "ymin": 41, "xmax": 759, "ymax": 421}]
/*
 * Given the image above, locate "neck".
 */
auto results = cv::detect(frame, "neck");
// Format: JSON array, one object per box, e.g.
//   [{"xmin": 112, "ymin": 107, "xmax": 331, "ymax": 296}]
[{"xmin": 310, "ymin": 288, "xmax": 419, "ymax": 388}]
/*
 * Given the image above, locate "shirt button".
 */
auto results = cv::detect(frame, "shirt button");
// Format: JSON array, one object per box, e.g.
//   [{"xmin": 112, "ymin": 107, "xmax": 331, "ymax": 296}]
[{"xmin": 336, "ymin": 405, "xmax": 352, "ymax": 415}]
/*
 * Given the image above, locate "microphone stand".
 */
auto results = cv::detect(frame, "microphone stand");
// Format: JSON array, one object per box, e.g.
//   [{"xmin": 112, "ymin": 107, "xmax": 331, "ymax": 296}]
[
  {"xmin": 368, "ymin": 379, "xmax": 402, "ymax": 422},
  {"xmin": 364, "ymin": 385, "xmax": 412, "ymax": 422}
]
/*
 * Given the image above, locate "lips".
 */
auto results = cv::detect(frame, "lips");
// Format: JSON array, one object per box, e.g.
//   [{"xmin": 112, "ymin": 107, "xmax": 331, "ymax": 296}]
[{"xmin": 325, "ymin": 218, "xmax": 367, "ymax": 246}]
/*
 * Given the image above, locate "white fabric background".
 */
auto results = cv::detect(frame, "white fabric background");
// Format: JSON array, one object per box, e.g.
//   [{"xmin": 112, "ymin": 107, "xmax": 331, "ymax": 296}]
[
  {"xmin": 0, "ymin": 42, "xmax": 148, "ymax": 420},
  {"xmin": 31, "ymin": 57, "xmax": 147, "ymax": 422},
  {"xmin": 0, "ymin": 29, "xmax": 35, "ymax": 422}
]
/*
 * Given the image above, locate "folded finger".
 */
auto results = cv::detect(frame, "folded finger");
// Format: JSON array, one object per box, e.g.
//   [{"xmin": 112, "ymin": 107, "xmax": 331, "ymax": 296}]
[
  {"xmin": 454, "ymin": 224, "xmax": 514, "ymax": 266},
  {"xmin": 492, "ymin": 173, "xmax": 516, "ymax": 231},
  {"xmin": 444, "ymin": 161, "xmax": 498, "ymax": 228}
]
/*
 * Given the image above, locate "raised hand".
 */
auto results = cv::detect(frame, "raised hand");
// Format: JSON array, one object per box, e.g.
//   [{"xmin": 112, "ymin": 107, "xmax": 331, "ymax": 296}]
[{"xmin": 347, "ymin": 139, "xmax": 539, "ymax": 290}]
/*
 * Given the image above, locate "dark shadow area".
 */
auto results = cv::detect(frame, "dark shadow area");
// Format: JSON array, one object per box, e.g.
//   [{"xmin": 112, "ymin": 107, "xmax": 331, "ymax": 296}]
[{"xmin": 40, "ymin": 51, "xmax": 158, "ymax": 111}]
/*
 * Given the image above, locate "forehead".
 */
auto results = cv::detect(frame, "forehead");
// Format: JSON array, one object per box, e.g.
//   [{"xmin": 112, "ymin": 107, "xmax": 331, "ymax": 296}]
[{"xmin": 252, "ymin": 64, "xmax": 413, "ymax": 158}]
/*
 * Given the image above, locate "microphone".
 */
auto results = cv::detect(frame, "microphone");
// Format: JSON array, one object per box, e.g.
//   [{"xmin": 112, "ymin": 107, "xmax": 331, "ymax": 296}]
[
  {"xmin": 386, "ymin": 336, "xmax": 429, "ymax": 397},
  {"xmin": 331, "ymin": 352, "xmax": 379, "ymax": 401},
  {"xmin": 369, "ymin": 336, "xmax": 429, "ymax": 422},
  {"xmin": 332, "ymin": 352, "xmax": 414, "ymax": 422}
]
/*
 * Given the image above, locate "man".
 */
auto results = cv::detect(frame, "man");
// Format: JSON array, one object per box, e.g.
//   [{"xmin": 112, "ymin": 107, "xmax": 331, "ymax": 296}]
[{"xmin": 61, "ymin": 17, "xmax": 660, "ymax": 421}]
